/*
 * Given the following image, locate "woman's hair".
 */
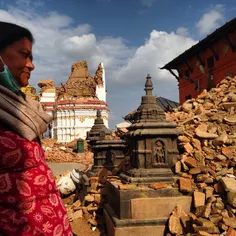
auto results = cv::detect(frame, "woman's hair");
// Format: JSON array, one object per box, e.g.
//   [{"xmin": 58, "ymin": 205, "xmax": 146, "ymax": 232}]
[{"xmin": 0, "ymin": 21, "xmax": 34, "ymax": 51}]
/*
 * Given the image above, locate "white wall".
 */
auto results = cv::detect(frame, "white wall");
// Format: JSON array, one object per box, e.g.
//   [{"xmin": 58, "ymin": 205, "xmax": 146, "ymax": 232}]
[
  {"xmin": 52, "ymin": 108, "xmax": 109, "ymax": 142},
  {"xmin": 40, "ymin": 89, "xmax": 56, "ymax": 103}
]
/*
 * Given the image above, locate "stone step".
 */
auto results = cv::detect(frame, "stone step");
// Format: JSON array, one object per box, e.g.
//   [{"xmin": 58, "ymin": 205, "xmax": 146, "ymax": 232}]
[
  {"xmin": 120, "ymin": 168, "xmax": 174, "ymax": 184},
  {"xmin": 104, "ymin": 193, "xmax": 192, "ymax": 236},
  {"xmin": 120, "ymin": 168, "xmax": 175, "ymax": 184},
  {"xmin": 104, "ymin": 204, "xmax": 168, "ymax": 236}
]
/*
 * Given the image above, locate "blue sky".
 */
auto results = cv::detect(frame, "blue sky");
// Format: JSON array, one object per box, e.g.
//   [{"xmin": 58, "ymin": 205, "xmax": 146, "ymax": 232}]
[{"xmin": 0, "ymin": 0, "xmax": 235, "ymax": 128}]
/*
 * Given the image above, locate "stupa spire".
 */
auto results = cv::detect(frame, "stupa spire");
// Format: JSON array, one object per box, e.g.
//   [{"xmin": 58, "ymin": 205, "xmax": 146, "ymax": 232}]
[{"xmin": 144, "ymin": 74, "xmax": 153, "ymax": 96}]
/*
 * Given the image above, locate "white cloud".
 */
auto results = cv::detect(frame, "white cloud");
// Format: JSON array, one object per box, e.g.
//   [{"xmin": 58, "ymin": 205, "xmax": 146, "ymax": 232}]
[
  {"xmin": 0, "ymin": 9, "xmax": 14, "ymax": 22},
  {"xmin": 16, "ymin": 0, "xmax": 44, "ymax": 9},
  {"xmin": 196, "ymin": 4, "xmax": 225, "ymax": 36},
  {"xmin": 59, "ymin": 34, "xmax": 98, "ymax": 60},
  {"xmin": 113, "ymin": 31, "xmax": 196, "ymax": 86},
  {"xmin": 176, "ymin": 27, "xmax": 189, "ymax": 37},
  {"xmin": 37, "ymin": 11, "xmax": 73, "ymax": 29},
  {"xmin": 0, "ymin": 6, "xmax": 197, "ymax": 127},
  {"xmin": 140, "ymin": 0, "xmax": 156, "ymax": 8},
  {"xmin": 75, "ymin": 24, "xmax": 93, "ymax": 35}
]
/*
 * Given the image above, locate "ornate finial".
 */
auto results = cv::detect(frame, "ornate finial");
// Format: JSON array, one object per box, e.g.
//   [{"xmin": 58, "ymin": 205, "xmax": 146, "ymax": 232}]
[
  {"xmin": 127, "ymin": 74, "xmax": 166, "ymax": 124},
  {"xmin": 87, "ymin": 109, "xmax": 111, "ymax": 141},
  {"xmin": 145, "ymin": 74, "xmax": 153, "ymax": 96},
  {"xmin": 97, "ymin": 110, "xmax": 101, "ymax": 118}
]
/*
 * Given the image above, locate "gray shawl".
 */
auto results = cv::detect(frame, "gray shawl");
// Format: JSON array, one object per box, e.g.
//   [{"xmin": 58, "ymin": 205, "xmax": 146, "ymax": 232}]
[{"xmin": 0, "ymin": 85, "xmax": 52, "ymax": 141}]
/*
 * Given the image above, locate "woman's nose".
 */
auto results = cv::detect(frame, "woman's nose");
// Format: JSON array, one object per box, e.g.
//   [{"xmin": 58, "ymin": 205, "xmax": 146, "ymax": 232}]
[{"xmin": 26, "ymin": 59, "xmax": 35, "ymax": 71}]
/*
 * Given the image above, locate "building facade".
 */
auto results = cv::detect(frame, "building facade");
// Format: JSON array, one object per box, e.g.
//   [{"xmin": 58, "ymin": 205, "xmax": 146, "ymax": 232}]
[
  {"xmin": 161, "ymin": 17, "xmax": 236, "ymax": 104},
  {"xmin": 39, "ymin": 61, "xmax": 109, "ymax": 143}
]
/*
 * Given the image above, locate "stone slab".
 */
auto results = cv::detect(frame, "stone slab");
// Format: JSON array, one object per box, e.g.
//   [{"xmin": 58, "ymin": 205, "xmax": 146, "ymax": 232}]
[
  {"xmin": 104, "ymin": 206, "xmax": 166, "ymax": 236},
  {"xmin": 131, "ymin": 196, "xmax": 192, "ymax": 220}
]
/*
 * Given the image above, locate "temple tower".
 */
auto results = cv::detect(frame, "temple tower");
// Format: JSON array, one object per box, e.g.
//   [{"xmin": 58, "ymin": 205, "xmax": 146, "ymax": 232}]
[{"xmin": 120, "ymin": 74, "xmax": 182, "ymax": 184}]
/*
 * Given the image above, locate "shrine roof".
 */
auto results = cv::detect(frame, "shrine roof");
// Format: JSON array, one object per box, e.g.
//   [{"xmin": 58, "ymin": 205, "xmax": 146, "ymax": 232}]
[{"xmin": 156, "ymin": 97, "xmax": 179, "ymax": 112}]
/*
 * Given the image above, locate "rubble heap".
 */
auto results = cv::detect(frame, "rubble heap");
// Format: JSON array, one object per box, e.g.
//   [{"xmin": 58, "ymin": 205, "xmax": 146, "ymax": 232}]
[
  {"xmin": 58, "ymin": 171, "xmax": 122, "ymax": 235},
  {"xmin": 93, "ymin": 63, "xmax": 103, "ymax": 86},
  {"xmin": 42, "ymin": 139, "xmax": 93, "ymax": 164},
  {"xmin": 166, "ymin": 76, "xmax": 236, "ymax": 235},
  {"xmin": 56, "ymin": 61, "xmax": 104, "ymax": 100},
  {"xmin": 42, "ymin": 133, "xmax": 120, "ymax": 164},
  {"xmin": 38, "ymin": 79, "xmax": 55, "ymax": 93}
]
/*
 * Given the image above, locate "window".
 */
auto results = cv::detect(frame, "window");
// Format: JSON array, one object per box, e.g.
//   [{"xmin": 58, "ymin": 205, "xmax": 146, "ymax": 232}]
[
  {"xmin": 207, "ymin": 56, "xmax": 214, "ymax": 69},
  {"xmin": 185, "ymin": 95, "xmax": 191, "ymax": 101},
  {"xmin": 184, "ymin": 69, "xmax": 190, "ymax": 80}
]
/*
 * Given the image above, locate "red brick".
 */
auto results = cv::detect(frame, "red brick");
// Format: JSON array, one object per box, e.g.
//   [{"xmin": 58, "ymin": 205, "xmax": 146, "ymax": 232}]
[
  {"xmin": 179, "ymin": 178, "xmax": 192, "ymax": 193},
  {"xmin": 193, "ymin": 191, "xmax": 205, "ymax": 207},
  {"xmin": 226, "ymin": 227, "xmax": 236, "ymax": 236},
  {"xmin": 184, "ymin": 157, "xmax": 198, "ymax": 168},
  {"xmin": 149, "ymin": 183, "xmax": 167, "ymax": 190}
]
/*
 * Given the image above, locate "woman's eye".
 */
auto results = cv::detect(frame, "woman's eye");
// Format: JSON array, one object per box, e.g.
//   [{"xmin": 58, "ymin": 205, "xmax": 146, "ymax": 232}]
[{"xmin": 21, "ymin": 52, "xmax": 28, "ymax": 58}]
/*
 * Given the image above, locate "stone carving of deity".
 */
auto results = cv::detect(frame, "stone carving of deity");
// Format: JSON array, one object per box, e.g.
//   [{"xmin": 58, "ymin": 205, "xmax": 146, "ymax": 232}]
[
  {"xmin": 153, "ymin": 140, "xmax": 165, "ymax": 165},
  {"xmin": 104, "ymin": 150, "xmax": 115, "ymax": 169}
]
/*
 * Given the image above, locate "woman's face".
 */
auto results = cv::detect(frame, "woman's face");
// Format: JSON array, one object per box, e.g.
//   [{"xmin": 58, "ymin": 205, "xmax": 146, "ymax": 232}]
[{"xmin": 0, "ymin": 37, "xmax": 34, "ymax": 87}]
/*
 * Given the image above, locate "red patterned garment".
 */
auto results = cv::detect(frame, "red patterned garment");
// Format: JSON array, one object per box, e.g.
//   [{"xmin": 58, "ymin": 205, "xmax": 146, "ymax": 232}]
[{"xmin": 0, "ymin": 127, "xmax": 73, "ymax": 236}]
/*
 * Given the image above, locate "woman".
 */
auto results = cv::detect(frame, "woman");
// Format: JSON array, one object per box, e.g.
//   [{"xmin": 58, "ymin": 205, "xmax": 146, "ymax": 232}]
[{"xmin": 0, "ymin": 22, "xmax": 73, "ymax": 236}]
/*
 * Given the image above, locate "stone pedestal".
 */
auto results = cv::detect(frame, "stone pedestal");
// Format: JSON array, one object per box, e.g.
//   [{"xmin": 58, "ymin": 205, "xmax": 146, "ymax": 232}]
[
  {"xmin": 104, "ymin": 207, "xmax": 167, "ymax": 236},
  {"xmin": 104, "ymin": 181, "xmax": 192, "ymax": 236}
]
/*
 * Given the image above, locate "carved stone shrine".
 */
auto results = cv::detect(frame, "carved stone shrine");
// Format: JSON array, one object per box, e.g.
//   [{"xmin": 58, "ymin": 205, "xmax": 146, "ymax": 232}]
[
  {"xmin": 87, "ymin": 110, "xmax": 126, "ymax": 176},
  {"xmin": 120, "ymin": 74, "xmax": 182, "ymax": 184},
  {"xmin": 104, "ymin": 74, "xmax": 192, "ymax": 236}
]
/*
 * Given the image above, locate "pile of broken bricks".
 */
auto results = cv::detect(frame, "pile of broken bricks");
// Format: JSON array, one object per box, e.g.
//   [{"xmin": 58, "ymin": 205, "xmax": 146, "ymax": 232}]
[
  {"xmin": 61, "ymin": 173, "xmax": 121, "ymax": 235},
  {"xmin": 166, "ymin": 76, "xmax": 236, "ymax": 235},
  {"xmin": 42, "ymin": 138, "xmax": 93, "ymax": 164}
]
